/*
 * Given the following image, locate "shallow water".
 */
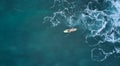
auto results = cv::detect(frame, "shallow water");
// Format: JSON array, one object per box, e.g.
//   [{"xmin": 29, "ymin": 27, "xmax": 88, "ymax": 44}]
[{"xmin": 0, "ymin": 0, "xmax": 120, "ymax": 66}]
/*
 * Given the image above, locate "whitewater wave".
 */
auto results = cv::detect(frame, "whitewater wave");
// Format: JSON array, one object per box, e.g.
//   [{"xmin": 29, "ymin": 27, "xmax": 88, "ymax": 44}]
[{"xmin": 44, "ymin": 0, "xmax": 120, "ymax": 62}]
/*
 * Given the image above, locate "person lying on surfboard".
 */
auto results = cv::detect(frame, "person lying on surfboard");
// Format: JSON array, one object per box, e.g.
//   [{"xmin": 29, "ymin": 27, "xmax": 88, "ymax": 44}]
[{"xmin": 64, "ymin": 28, "xmax": 77, "ymax": 33}]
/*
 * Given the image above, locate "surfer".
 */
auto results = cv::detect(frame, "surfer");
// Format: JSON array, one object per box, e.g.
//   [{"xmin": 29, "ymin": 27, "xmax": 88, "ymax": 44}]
[{"xmin": 64, "ymin": 28, "xmax": 77, "ymax": 33}]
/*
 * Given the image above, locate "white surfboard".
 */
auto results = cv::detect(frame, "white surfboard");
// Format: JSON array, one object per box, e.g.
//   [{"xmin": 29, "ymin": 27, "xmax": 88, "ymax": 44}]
[{"xmin": 64, "ymin": 28, "xmax": 77, "ymax": 33}]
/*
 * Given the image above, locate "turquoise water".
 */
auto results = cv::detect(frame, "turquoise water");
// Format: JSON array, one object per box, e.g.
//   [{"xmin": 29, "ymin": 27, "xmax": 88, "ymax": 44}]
[{"xmin": 0, "ymin": 0, "xmax": 120, "ymax": 66}]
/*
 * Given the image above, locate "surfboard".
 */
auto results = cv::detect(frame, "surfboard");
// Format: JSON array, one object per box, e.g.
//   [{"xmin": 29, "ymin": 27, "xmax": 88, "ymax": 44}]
[{"xmin": 63, "ymin": 28, "xmax": 77, "ymax": 33}]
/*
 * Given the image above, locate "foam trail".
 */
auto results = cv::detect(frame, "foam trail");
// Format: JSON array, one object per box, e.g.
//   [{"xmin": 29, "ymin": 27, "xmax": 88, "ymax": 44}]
[{"xmin": 91, "ymin": 48, "xmax": 108, "ymax": 62}]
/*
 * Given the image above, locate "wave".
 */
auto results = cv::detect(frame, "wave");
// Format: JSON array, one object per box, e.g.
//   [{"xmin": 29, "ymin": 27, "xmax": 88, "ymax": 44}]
[{"xmin": 44, "ymin": 0, "xmax": 120, "ymax": 62}]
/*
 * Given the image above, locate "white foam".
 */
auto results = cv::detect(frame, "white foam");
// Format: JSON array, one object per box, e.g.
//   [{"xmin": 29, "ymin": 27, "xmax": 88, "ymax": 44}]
[
  {"xmin": 91, "ymin": 48, "xmax": 107, "ymax": 62},
  {"xmin": 44, "ymin": 0, "xmax": 120, "ymax": 61}
]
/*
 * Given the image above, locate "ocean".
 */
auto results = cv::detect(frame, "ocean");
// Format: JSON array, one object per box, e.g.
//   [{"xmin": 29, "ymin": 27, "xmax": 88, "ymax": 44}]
[{"xmin": 0, "ymin": 0, "xmax": 120, "ymax": 66}]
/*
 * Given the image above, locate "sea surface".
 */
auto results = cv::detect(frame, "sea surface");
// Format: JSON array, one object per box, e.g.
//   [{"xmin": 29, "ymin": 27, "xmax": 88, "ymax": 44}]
[{"xmin": 0, "ymin": 0, "xmax": 120, "ymax": 66}]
